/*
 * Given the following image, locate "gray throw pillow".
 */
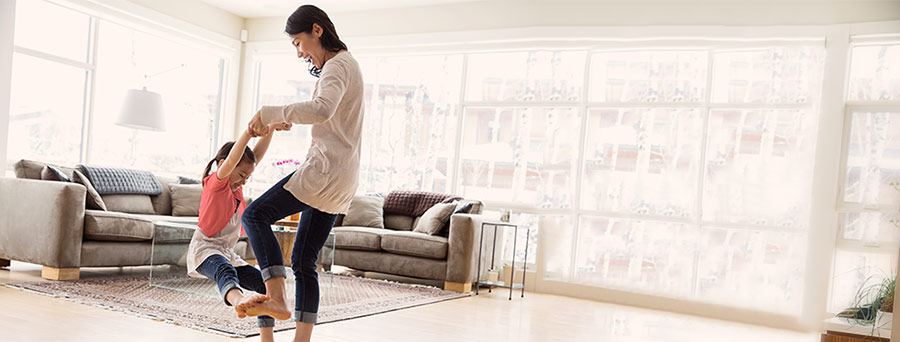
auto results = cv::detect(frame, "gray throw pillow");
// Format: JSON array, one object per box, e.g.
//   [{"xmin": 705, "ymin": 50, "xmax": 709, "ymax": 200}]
[
  {"xmin": 170, "ymin": 184, "xmax": 203, "ymax": 217},
  {"xmin": 73, "ymin": 170, "xmax": 107, "ymax": 211},
  {"xmin": 438, "ymin": 201, "xmax": 475, "ymax": 237},
  {"xmin": 177, "ymin": 176, "xmax": 201, "ymax": 185},
  {"xmin": 40, "ymin": 165, "xmax": 71, "ymax": 182},
  {"xmin": 413, "ymin": 202, "xmax": 456, "ymax": 235},
  {"xmin": 342, "ymin": 195, "xmax": 384, "ymax": 228}
]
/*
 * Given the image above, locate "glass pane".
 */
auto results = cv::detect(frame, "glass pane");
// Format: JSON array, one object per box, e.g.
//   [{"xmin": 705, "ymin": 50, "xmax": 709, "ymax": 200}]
[
  {"xmin": 696, "ymin": 227, "xmax": 805, "ymax": 315},
  {"xmin": 841, "ymin": 212, "xmax": 900, "ymax": 246},
  {"xmin": 89, "ymin": 21, "xmax": 224, "ymax": 179},
  {"xmin": 498, "ymin": 212, "xmax": 539, "ymax": 266},
  {"xmin": 848, "ymin": 44, "xmax": 900, "ymax": 101},
  {"xmin": 581, "ymin": 108, "xmax": 704, "ymax": 217},
  {"xmin": 466, "ymin": 51, "xmax": 585, "ymax": 102},
  {"xmin": 541, "ymin": 215, "xmax": 575, "ymax": 282},
  {"xmin": 829, "ymin": 250, "xmax": 898, "ymax": 313},
  {"xmin": 459, "ymin": 107, "xmax": 580, "ymax": 207},
  {"xmin": 842, "ymin": 111, "xmax": 900, "ymax": 208},
  {"xmin": 589, "ymin": 50, "xmax": 707, "ymax": 103},
  {"xmin": 14, "ymin": 0, "xmax": 91, "ymax": 62},
  {"xmin": 575, "ymin": 216, "xmax": 700, "ymax": 299},
  {"xmin": 703, "ymin": 109, "xmax": 819, "ymax": 229},
  {"xmin": 711, "ymin": 46, "xmax": 825, "ymax": 104},
  {"xmin": 357, "ymin": 55, "xmax": 463, "ymax": 194},
  {"xmin": 247, "ymin": 54, "xmax": 317, "ymax": 197},
  {"xmin": 7, "ymin": 53, "xmax": 87, "ymax": 166}
]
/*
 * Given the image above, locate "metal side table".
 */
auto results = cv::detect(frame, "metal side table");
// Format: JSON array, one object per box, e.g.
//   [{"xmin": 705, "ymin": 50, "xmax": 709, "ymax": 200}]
[{"xmin": 475, "ymin": 221, "xmax": 530, "ymax": 300}]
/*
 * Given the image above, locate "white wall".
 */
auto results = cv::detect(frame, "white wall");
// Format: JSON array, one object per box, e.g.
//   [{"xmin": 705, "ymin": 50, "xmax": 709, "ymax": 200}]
[
  {"xmin": 244, "ymin": 1, "xmax": 900, "ymax": 42},
  {"xmin": 0, "ymin": 0, "xmax": 15, "ymax": 175},
  {"xmin": 99, "ymin": 0, "xmax": 244, "ymax": 41}
]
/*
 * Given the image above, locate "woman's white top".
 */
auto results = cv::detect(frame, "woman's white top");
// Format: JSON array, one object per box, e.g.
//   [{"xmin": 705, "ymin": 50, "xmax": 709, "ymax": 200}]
[{"xmin": 259, "ymin": 51, "xmax": 364, "ymax": 215}]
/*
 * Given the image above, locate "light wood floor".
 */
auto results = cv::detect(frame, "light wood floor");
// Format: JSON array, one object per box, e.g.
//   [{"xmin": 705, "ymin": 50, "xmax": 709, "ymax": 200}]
[{"xmin": 0, "ymin": 261, "xmax": 818, "ymax": 342}]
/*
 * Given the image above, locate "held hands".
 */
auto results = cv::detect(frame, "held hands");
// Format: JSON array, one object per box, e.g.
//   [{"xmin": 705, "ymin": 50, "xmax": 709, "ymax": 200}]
[{"xmin": 248, "ymin": 109, "xmax": 292, "ymax": 137}]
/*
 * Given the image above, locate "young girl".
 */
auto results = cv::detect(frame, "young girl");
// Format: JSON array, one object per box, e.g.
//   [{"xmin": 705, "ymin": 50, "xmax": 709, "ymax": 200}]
[{"xmin": 186, "ymin": 123, "xmax": 289, "ymax": 342}]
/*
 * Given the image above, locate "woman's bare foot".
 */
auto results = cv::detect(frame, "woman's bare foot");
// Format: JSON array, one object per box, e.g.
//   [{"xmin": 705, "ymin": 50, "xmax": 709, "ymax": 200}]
[
  {"xmin": 235, "ymin": 294, "xmax": 269, "ymax": 318},
  {"xmin": 239, "ymin": 294, "xmax": 291, "ymax": 320}
]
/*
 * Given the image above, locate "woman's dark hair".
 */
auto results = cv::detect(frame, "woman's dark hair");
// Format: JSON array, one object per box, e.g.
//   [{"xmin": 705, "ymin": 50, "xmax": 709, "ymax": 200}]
[
  {"xmin": 202, "ymin": 141, "xmax": 256, "ymax": 185},
  {"xmin": 285, "ymin": 5, "xmax": 347, "ymax": 78}
]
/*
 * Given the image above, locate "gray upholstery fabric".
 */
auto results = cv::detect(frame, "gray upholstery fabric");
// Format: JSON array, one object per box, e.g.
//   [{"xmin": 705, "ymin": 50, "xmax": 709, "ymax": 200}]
[
  {"xmin": 332, "ymin": 226, "xmax": 387, "ymax": 251},
  {"xmin": 83, "ymin": 210, "xmax": 154, "ymax": 242},
  {"xmin": 153, "ymin": 223, "xmax": 196, "ymax": 244},
  {"xmin": 329, "ymin": 248, "xmax": 447, "ymax": 281},
  {"xmin": 342, "ymin": 195, "xmax": 384, "ymax": 228},
  {"xmin": 151, "ymin": 176, "xmax": 177, "ymax": 216},
  {"xmin": 73, "ymin": 170, "xmax": 107, "ymax": 211},
  {"xmin": 0, "ymin": 178, "xmax": 85, "ymax": 268},
  {"xmin": 413, "ymin": 203, "xmax": 455, "ymax": 235},
  {"xmin": 383, "ymin": 214, "xmax": 414, "ymax": 231},
  {"xmin": 13, "ymin": 159, "xmax": 76, "ymax": 180},
  {"xmin": 78, "ymin": 165, "xmax": 163, "ymax": 195},
  {"xmin": 169, "ymin": 184, "xmax": 202, "ymax": 217},
  {"xmin": 445, "ymin": 213, "xmax": 485, "ymax": 284},
  {"xmin": 101, "ymin": 194, "xmax": 156, "ymax": 215},
  {"xmin": 380, "ymin": 231, "xmax": 448, "ymax": 260}
]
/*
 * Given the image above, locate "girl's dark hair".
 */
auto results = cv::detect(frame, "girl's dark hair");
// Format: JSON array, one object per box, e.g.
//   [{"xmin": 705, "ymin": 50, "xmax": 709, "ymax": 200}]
[
  {"xmin": 202, "ymin": 142, "xmax": 256, "ymax": 185},
  {"xmin": 285, "ymin": 5, "xmax": 347, "ymax": 78}
]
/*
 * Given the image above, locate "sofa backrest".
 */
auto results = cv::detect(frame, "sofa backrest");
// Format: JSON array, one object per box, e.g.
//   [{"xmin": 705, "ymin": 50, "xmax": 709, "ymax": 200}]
[
  {"xmin": 13, "ymin": 159, "xmax": 77, "ymax": 180},
  {"xmin": 151, "ymin": 176, "xmax": 177, "ymax": 215}
]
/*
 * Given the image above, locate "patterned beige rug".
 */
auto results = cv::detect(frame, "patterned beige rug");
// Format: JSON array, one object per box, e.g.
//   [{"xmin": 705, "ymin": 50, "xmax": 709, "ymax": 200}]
[{"xmin": 4, "ymin": 269, "xmax": 469, "ymax": 337}]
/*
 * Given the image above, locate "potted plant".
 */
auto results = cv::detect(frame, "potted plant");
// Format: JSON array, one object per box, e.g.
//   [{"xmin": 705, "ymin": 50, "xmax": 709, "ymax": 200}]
[{"xmin": 837, "ymin": 274, "xmax": 895, "ymax": 338}]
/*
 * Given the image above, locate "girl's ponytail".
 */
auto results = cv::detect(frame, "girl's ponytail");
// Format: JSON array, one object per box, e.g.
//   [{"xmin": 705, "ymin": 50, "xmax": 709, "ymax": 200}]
[{"xmin": 202, "ymin": 158, "xmax": 217, "ymax": 186}]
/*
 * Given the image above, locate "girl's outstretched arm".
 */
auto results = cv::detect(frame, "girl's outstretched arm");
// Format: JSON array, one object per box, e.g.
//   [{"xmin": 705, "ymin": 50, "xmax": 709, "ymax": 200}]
[
  {"xmin": 216, "ymin": 129, "xmax": 252, "ymax": 180},
  {"xmin": 252, "ymin": 124, "xmax": 284, "ymax": 164}
]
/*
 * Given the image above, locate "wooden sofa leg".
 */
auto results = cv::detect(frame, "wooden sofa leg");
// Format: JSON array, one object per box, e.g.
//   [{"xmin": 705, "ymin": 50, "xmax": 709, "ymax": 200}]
[
  {"xmin": 246, "ymin": 259, "xmax": 258, "ymax": 266},
  {"xmin": 444, "ymin": 281, "xmax": 472, "ymax": 293},
  {"xmin": 42, "ymin": 266, "xmax": 80, "ymax": 280},
  {"xmin": 0, "ymin": 258, "xmax": 10, "ymax": 268}
]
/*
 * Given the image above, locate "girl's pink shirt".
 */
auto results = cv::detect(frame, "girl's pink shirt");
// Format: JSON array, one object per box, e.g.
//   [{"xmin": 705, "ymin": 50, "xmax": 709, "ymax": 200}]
[{"xmin": 197, "ymin": 173, "xmax": 246, "ymax": 237}]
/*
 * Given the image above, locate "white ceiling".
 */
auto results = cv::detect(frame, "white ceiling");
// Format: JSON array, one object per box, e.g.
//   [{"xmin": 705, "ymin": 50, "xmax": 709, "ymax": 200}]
[{"xmin": 200, "ymin": 0, "xmax": 487, "ymax": 18}]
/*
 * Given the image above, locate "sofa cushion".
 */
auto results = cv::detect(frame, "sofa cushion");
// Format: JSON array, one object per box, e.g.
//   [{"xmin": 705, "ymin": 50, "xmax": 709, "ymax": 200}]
[
  {"xmin": 437, "ymin": 201, "xmax": 477, "ymax": 238},
  {"xmin": 101, "ymin": 194, "xmax": 156, "ymax": 214},
  {"xmin": 14, "ymin": 159, "xmax": 76, "ymax": 180},
  {"xmin": 170, "ymin": 184, "xmax": 202, "ymax": 216},
  {"xmin": 413, "ymin": 203, "xmax": 456, "ymax": 235},
  {"xmin": 333, "ymin": 226, "xmax": 387, "ymax": 251},
  {"xmin": 342, "ymin": 195, "xmax": 384, "ymax": 228},
  {"xmin": 40, "ymin": 165, "xmax": 71, "ymax": 182},
  {"xmin": 153, "ymin": 221, "xmax": 197, "ymax": 244},
  {"xmin": 384, "ymin": 214, "xmax": 414, "ymax": 231},
  {"xmin": 73, "ymin": 170, "xmax": 107, "ymax": 211},
  {"xmin": 381, "ymin": 231, "xmax": 449, "ymax": 260},
  {"xmin": 131, "ymin": 214, "xmax": 199, "ymax": 226},
  {"xmin": 151, "ymin": 176, "xmax": 177, "ymax": 216},
  {"xmin": 84, "ymin": 210, "xmax": 154, "ymax": 242}
]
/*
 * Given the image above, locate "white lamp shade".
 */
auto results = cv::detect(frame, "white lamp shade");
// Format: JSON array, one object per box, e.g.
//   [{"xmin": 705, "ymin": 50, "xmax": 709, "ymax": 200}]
[{"xmin": 117, "ymin": 88, "xmax": 166, "ymax": 131}]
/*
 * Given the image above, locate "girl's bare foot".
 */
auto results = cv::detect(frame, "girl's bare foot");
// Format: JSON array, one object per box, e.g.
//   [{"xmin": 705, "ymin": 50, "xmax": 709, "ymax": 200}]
[
  {"xmin": 239, "ymin": 294, "xmax": 291, "ymax": 320},
  {"xmin": 235, "ymin": 294, "xmax": 270, "ymax": 318}
]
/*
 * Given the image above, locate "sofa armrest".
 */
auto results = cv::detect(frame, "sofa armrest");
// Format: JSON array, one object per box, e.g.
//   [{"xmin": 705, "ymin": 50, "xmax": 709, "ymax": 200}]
[
  {"xmin": 445, "ymin": 213, "xmax": 488, "ymax": 284},
  {"xmin": 0, "ymin": 178, "xmax": 86, "ymax": 268}
]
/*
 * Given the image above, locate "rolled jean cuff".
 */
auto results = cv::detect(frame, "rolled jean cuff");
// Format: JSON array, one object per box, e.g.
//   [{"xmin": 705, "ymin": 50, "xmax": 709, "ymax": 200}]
[
  {"xmin": 295, "ymin": 311, "xmax": 317, "ymax": 324},
  {"xmin": 257, "ymin": 316, "xmax": 275, "ymax": 328},
  {"xmin": 219, "ymin": 281, "xmax": 241, "ymax": 306},
  {"xmin": 260, "ymin": 266, "xmax": 287, "ymax": 281}
]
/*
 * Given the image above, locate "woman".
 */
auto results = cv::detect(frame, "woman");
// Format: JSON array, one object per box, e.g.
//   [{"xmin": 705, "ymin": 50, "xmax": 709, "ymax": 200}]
[{"xmin": 238, "ymin": 4, "xmax": 363, "ymax": 342}]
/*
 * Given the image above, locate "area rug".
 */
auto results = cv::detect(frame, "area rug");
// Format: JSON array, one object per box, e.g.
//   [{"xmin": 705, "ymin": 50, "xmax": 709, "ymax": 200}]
[{"xmin": 4, "ymin": 269, "xmax": 470, "ymax": 337}]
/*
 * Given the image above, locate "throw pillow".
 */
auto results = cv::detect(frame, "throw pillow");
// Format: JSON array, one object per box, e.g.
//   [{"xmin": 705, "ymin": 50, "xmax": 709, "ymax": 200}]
[
  {"xmin": 170, "ymin": 184, "xmax": 203, "ymax": 217},
  {"xmin": 437, "ymin": 201, "xmax": 475, "ymax": 237},
  {"xmin": 342, "ymin": 195, "xmax": 384, "ymax": 228},
  {"xmin": 40, "ymin": 165, "xmax": 71, "ymax": 182},
  {"xmin": 177, "ymin": 176, "xmax": 201, "ymax": 185},
  {"xmin": 413, "ymin": 202, "xmax": 456, "ymax": 235},
  {"xmin": 73, "ymin": 170, "xmax": 107, "ymax": 211}
]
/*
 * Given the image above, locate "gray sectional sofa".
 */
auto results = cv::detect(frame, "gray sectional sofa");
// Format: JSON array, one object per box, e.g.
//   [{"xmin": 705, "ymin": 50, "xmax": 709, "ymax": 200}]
[{"xmin": 0, "ymin": 159, "xmax": 255, "ymax": 280}]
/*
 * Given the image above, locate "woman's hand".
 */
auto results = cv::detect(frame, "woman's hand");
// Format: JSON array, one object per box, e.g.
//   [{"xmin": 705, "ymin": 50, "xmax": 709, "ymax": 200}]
[
  {"xmin": 248, "ymin": 110, "xmax": 268, "ymax": 137},
  {"xmin": 271, "ymin": 122, "xmax": 293, "ymax": 132}
]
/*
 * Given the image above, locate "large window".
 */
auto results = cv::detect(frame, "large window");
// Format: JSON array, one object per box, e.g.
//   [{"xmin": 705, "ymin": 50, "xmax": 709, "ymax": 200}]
[
  {"xmin": 830, "ymin": 41, "xmax": 900, "ymax": 313},
  {"xmin": 6, "ymin": 0, "xmax": 229, "ymax": 178}
]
